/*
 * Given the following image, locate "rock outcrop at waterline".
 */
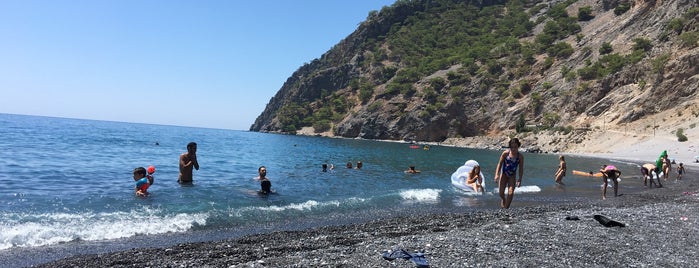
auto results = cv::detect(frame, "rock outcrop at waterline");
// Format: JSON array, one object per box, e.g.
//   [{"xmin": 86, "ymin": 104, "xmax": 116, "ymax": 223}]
[{"xmin": 250, "ymin": 0, "xmax": 698, "ymax": 145}]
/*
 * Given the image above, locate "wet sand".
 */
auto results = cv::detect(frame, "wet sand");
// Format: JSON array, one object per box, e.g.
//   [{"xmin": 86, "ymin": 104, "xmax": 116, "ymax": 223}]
[{"xmin": 32, "ymin": 170, "xmax": 699, "ymax": 267}]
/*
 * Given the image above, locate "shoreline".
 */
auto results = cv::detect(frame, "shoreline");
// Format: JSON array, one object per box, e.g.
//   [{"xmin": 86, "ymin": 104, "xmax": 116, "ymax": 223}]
[
  {"xmin": 29, "ymin": 164, "xmax": 698, "ymax": 267},
  {"xmin": 296, "ymin": 120, "xmax": 698, "ymax": 168},
  {"xmin": 17, "ymin": 131, "xmax": 699, "ymax": 267}
]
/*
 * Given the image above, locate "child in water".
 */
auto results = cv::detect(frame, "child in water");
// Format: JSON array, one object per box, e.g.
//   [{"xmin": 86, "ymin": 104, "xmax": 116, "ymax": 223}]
[
  {"xmin": 466, "ymin": 164, "xmax": 484, "ymax": 193},
  {"xmin": 134, "ymin": 166, "xmax": 155, "ymax": 197}
]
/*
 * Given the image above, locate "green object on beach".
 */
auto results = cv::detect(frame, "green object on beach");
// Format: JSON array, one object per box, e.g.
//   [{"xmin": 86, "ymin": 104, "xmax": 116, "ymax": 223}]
[{"xmin": 655, "ymin": 150, "xmax": 667, "ymax": 171}]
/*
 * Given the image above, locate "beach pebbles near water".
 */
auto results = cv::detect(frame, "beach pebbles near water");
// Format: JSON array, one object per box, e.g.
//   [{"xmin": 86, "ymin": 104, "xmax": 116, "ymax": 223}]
[{"xmin": 34, "ymin": 180, "xmax": 699, "ymax": 267}]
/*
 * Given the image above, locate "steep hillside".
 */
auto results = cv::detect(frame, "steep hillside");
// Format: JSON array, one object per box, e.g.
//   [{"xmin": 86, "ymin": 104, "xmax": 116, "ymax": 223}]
[{"xmin": 250, "ymin": 0, "xmax": 698, "ymax": 150}]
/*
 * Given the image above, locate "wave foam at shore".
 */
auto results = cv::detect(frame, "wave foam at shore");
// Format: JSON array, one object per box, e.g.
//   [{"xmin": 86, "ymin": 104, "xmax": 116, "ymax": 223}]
[{"xmin": 0, "ymin": 209, "xmax": 208, "ymax": 250}]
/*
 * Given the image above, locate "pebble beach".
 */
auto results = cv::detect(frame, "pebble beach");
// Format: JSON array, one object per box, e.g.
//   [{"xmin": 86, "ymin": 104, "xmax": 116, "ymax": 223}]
[{"xmin": 33, "ymin": 169, "xmax": 698, "ymax": 267}]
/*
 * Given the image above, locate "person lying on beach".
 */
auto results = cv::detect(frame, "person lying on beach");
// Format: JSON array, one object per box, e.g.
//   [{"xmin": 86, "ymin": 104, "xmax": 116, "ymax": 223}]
[
  {"xmin": 641, "ymin": 163, "xmax": 662, "ymax": 188},
  {"xmin": 600, "ymin": 165, "xmax": 621, "ymax": 200}
]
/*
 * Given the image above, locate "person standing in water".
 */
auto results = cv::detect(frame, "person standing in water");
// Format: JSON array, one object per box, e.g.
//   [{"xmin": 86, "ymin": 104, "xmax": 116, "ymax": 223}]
[
  {"xmin": 494, "ymin": 138, "xmax": 524, "ymax": 209},
  {"xmin": 255, "ymin": 166, "xmax": 272, "ymax": 194},
  {"xmin": 178, "ymin": 142, "xmax": 199, "ymax": 184},
  {"xmin": 554, "ymin": 155, "xmax": 566, "ymax": 184},
  {"xmin": 133, "ymin": 167, "xmax": 150, "ymax": 197}
]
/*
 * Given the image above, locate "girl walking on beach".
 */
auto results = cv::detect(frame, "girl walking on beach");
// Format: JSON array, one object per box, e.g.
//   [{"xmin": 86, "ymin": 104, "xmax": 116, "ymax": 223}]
[{"xmin": 495, "ymin": 138, "xmax": 524, "ymax": 209}]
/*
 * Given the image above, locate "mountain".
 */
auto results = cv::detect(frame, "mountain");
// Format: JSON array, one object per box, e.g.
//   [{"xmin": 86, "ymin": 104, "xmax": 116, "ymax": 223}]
[{"xmin": 250, "ymin": 0, "xmax": 698, "ymax": 152}]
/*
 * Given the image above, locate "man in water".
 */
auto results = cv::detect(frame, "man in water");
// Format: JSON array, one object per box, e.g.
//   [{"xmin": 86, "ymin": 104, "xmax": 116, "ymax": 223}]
[
  {"xmin": 405, "ymin": 165, "xmax": 421, "ymax": 174},
  {"xmin": 178, "ymin": 142, "xmax": 199, "ymax": 184},
  {"xmin": 255, "ymin": 166, "xmax": 272, "ymax": 194}
]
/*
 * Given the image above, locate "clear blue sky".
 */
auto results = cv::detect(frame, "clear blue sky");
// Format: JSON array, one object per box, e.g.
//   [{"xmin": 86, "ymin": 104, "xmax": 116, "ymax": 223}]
[{"xmin": 0, "ymin": 0, "xmax": 395, "ymax": 130}]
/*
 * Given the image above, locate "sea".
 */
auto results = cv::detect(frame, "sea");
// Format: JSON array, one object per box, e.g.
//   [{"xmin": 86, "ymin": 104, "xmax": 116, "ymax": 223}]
[{"xmin": 0, "ymin": 113, "xmax": 646, "ymax": 267}]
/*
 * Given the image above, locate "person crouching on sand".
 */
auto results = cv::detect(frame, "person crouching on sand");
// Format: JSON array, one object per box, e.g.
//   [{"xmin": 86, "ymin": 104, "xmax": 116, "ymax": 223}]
[
  {"xmin": 600, "ymin": 165, "xmax": 621, "ymax": 199},
  {"xmin": 495, "ymin": 138, "xmax": 524, "ymax": 209}
]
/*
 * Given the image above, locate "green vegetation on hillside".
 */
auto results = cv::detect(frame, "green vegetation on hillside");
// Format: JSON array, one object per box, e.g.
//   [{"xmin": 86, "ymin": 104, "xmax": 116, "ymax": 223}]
[
  {"xmin": 266, "ymin": 0, "xmax": 696, "ymax": 135},
  {"xmin": 278, "ymin": 0, "xmax": 584, "ymax": 132}
]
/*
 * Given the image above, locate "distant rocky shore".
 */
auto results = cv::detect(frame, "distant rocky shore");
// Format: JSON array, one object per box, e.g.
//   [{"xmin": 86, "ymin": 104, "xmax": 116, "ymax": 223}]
[
  {"xmin": 297, "ymin": 125, "xmax": 590, "ymax": 154},
  {"xmin": 35, "ymin": 170, "xmax": 698, "ymax": 267}
]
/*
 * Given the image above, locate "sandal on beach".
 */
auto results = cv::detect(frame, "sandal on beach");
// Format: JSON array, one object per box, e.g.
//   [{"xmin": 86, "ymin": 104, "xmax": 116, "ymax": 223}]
[
  {"xmin": 382, "ymin": 249, "xmax": 411, "ymax": 260},
  {"xmin": 409, "ymin": 252, "xmax": 430, "ymax": 268},
  {"xmin": 593, "ymin": 214, "xmax": 626, "ymax": 227},
  {"xmin": 382, "ymin": 249, "xmax": 430, "ymax": 267}
]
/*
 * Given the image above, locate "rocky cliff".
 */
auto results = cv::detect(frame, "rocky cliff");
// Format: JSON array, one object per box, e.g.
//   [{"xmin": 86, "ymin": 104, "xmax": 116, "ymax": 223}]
[{"xmin": 250, "ymin": 0, "xmax": 698, "ymax": 149}]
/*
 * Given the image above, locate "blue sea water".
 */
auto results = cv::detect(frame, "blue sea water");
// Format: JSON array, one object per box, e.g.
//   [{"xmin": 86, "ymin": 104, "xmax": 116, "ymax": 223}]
[{"xmin": 0, "ymin": 113, "xmax": 646, "ymax": 266}]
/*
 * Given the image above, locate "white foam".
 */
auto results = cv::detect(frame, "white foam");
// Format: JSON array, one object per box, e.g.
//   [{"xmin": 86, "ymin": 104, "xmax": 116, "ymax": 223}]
[
  {"xmin": 258, "ymin": 200, "xmax": 325, "ymax": 212},
  {"xmin": 457, "ymin": 190, "xmax": 488, "ymax": 196},
  {"xmin": 609, "ymin": 159, "xmax": 640, "ymax": 167},
  {"xmin": 489, "ymin": 185, "xmax": 542, "ymax": 194},
  {"xmin": 399, "ymin": 189, "xmax": 441, "ymax": 203},
  {"xmin": 515, "ymin": 185, "xmax": 542, "ymax": 193},
  {"xmin": 245, "ymin": 197, "xmax": 367, "ymax": 214},
  {"xmin": 0, "ymin": 208, "xmax": 208, "ymax": 250}
]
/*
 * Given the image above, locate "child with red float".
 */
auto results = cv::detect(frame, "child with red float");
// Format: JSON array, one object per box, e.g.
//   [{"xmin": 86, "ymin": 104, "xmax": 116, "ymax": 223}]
[{"xmin": 134, "ymin": 165, "xmax": 156, "ymax": 197}]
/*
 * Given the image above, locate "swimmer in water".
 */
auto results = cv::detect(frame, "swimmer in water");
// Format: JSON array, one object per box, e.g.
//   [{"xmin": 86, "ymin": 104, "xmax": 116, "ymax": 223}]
[
  {"xmin": 133, "ymin": 167, "xmax": 150, "ymax": 197},
  {"xmin": 255, "ymin": 166, "xmax": 272, "ymax": 194},
  {"xmin": 404, "ymin": 165, "xmax": 421, "ymax": 174}
]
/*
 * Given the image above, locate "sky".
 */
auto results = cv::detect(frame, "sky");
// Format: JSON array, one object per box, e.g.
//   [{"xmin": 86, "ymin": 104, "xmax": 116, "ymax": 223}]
[{"xmin": 0, "ymin": 0, "xmax": 396, "ymax": 130}]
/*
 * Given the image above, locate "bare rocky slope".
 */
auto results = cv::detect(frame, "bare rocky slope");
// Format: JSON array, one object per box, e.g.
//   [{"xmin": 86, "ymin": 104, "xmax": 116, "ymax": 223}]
[{"xmin": 250, "ymin": 0, "xmax": 698, "ymax": 154}]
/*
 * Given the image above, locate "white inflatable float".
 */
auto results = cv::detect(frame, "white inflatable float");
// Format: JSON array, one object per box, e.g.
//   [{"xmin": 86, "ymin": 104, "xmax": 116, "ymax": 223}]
[{"xmin": 451, "ymin": 160, "xmax": 486, "ymax": 193}]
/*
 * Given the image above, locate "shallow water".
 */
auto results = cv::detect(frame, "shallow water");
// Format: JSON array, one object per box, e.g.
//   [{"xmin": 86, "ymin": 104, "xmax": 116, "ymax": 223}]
[{"xmin": 0, "ymin": 113, "xmax": 647, "ymax": 266}]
